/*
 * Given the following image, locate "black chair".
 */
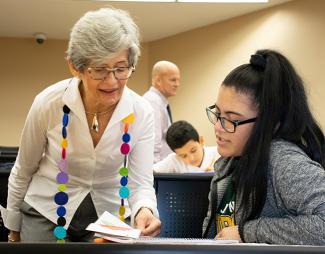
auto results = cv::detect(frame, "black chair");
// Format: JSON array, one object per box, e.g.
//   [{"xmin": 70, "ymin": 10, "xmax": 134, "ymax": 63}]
[
  {"xmin": 0, "ymin": 169, "xmax": 11, "ymax": 242},
  {"xmin": 0, "ymin": 146, "xmax": 18, "ymax": 163},
  {"xmin": 154, "ymin": 173, "xmax": 213, "ymax": 238},
  {"xmin": 0, "ymin": 146, "xmax": 18, "ymax": 242}
]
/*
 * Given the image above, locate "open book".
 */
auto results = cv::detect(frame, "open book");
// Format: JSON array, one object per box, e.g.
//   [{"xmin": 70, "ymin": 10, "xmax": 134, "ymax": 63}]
[{"xmin": 86, "ymin": 211, "xmax": 238, "ymax": 244}]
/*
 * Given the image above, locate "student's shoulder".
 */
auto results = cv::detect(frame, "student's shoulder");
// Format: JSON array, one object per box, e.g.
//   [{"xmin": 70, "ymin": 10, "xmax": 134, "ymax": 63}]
[
  {"xmin": 161, "ymin": 152, "xmax": 182, "ymax": 165},
  {"xmin": 205, "ymin": 146, "xmax": 219, "ymax": 154},
  {"xmin": 204, "ymin": 146, "xmax": 220, "ymax": 159},
  {"xmin": 270, "ymin": 139, "xmax": 309, "ymax": 162},
  {"xmin": 269, "ymin": 139, "xmax": 323, "ymax": 180},
  {"xmin": 269, "ymin": 141, "xmax": 325, "ymax": 205},
  {"xmin": 153, "ymin": 153, "xmax": 186, "ymax": 173}
]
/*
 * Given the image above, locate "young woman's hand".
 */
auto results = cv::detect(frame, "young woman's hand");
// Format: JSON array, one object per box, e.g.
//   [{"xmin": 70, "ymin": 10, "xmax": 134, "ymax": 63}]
[
  {"xmin": 134, "ymin": 207, "xmax": 161, "ymax": 237},
  {"xmin": 215, "ymin": 226, "xmax": 242, "ymax": 242},
  {"xmin": 8, "ymin": 230, "xmax": 20, "ymax": 242}
]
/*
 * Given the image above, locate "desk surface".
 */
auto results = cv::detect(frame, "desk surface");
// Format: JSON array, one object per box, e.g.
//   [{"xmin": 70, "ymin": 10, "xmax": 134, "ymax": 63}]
[{"xmin": 0, "ymin": 242, "xmax": 324, "ymax": 254}]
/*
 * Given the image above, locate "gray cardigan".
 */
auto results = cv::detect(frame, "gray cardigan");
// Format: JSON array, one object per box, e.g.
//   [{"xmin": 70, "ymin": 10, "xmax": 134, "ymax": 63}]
[{"xmin": 202, "ymin": 140, "xmax": 325, "ymax": 245}]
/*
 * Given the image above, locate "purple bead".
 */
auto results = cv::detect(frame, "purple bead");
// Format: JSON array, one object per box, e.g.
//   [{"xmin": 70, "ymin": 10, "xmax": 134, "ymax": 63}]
[
  {"xmin": 56, "ymin": 172, "xmax": 68, "ymax": 184},
  {"xmin": 58, "ymin": 160, "xmax": 67, "ymax": 171}
]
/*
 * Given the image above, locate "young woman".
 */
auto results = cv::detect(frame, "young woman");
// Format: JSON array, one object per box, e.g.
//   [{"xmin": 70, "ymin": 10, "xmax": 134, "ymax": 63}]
[{"xmin": 203, "ymin": 49, "xmax": 325, "ymax": 245}]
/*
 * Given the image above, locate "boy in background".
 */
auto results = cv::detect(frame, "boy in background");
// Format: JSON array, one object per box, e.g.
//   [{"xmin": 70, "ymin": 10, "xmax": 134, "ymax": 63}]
[{"xmin": 153, "ymin": 120, "xmax": 220, "ymax": 173}]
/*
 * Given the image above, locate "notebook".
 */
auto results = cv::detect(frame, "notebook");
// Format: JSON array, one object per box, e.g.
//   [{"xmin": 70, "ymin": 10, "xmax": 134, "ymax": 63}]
[{"xmin": 133, "ymin": 237, "xmax": 238, "ymax": 245}]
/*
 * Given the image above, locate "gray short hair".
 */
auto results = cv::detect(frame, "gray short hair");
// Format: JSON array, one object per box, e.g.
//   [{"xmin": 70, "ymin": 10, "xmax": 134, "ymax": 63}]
[{"xmin": 66, "ymin": 8, "xmax": 140, "ymax": 71}]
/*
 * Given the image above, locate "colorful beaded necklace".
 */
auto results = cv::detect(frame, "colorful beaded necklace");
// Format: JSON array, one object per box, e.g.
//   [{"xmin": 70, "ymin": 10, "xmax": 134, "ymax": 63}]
[{"xmin": 54, "ymin": 104, "xmax": 134, "ymax": 242}]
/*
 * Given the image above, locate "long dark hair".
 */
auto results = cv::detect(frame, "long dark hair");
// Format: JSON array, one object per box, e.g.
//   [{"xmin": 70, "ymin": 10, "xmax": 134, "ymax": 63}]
[{"xmin": 222, "ymin": 49, "xmax": 325, "ymax": 223}]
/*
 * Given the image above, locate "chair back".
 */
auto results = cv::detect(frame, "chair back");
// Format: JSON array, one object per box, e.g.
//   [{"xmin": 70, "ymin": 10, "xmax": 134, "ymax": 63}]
[{"xmin": 154, "ymin": 173, "xmax": 213, "ymax": 238}]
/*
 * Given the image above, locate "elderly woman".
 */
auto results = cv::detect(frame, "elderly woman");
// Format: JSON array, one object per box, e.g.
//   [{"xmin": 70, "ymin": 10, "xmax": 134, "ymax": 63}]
[{"xmin": 0, "ymin": 8, "xmax": 160, "ymax": 242}]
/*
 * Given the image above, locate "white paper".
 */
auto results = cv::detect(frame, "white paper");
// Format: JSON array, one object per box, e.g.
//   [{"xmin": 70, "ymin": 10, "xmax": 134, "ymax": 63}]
[
  {"xmin": 87, "ymin": 223, "xmax": 141, "ymax": 239},
  {"xmin": 94, "ymin": 211, "xmax": 132, "ymax": 228},
  {"xmin": 86, "ymin": 211, "xmax": 141, "ymax": 241}
]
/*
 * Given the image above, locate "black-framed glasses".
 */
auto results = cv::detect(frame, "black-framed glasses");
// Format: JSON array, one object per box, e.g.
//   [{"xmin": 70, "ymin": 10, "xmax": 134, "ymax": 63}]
[
  {"xmin": 206, "ymin": 105, "xmax": 257, "ymax": 133},
  {"xmin": 87, "ymin": 66, "xmax": 135, "ymax": 80}
]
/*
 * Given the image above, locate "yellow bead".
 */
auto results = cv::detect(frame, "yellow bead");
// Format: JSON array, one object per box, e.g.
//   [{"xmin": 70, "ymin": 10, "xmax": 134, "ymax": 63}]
[
  {"xmin": 58, "ymin": 184, "xmax": 66, "ymax": 192},
  {"xmin": 119, "ymin": 215, "xmax": 125, "ymax": 222},
  {"xmin": 61, "ymin": 139, "xmax": 68, "ymax": 148},
  {"xmin": 119, "ymin": 206, "xmax": 125, "ymax": 216},
  {"xmin": 57, "ymin": 239, "xmax": 65, "ymax": 243},
  {"xmin": 122, "ymin": 113, "xmax": 135, "ymax": 124}
]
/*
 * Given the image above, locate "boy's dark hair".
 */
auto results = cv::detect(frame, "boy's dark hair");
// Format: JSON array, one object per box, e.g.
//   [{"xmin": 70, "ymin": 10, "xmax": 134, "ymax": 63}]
[{"xmin": 166, "ymin": 120, "xmax": 200, "ymax": 151}]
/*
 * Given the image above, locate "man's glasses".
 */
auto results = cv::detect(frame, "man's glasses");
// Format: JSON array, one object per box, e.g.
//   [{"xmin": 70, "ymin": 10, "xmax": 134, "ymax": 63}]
[
  {"xmin": 206, "ymin": 105, "xmax": 257, "ymax": 133},
  {"xmin": 87, "ymin": 66, "xmax": 135, "ymax": 80}
]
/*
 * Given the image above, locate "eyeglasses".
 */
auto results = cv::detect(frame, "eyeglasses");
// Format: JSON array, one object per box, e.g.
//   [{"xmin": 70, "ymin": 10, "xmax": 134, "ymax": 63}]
[
  {"xmin": 206, "ymin": 105, "xmax": 257, "ymax": 133},
  {"xmin": 87, "ymin": 66, "xmax": 135, "ymax": 80}
]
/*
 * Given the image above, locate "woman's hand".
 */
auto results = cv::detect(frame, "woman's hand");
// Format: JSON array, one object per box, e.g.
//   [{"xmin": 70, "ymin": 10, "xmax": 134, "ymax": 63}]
[
  {"xmin": 134, "ymin": 207, "xmax": 161, "ymax": 237},
  {"xmin": 215, "ymin": 226, "xmax": 242, "ymax": 242},
  {"xmin": 8, "ymin": 230, "xmax": 20, "ymax": 242}
]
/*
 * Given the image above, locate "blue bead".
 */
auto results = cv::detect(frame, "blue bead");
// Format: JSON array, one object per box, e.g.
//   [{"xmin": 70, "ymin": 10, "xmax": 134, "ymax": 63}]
[
  {"xmin": 120, "ymin": 176, "xmax": 128, "ymax": 186},
  {"xmin": 54, "ymin": 192, "xmax": 68, "ymax": 206},
  {"xmin": 119, "ymin": 186, "xmax": 129, "ymax": 199},
  {"xmin": 62, "ymin": 127, "xmax": 67, "ymax": 138},
  {"xmin": 54, "ymin": 226, "xmax": 66, "ymax": 240},
  {"xmin": 62, "ymin": 114, "xmax": 69, "ymax": 127},
  {"xmin": 122, "ymin": 133, "xmax": 130, "ymax": 143},
  {"xmin": 57, "ymin": 206, "xmax": 66, "ymax": 217}
]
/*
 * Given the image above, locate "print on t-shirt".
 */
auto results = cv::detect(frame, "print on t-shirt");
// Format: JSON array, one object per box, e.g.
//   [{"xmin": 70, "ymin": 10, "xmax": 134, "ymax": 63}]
[{"xmin": 216, "ymin": 182, "xmax": 235, "ymax": 232}]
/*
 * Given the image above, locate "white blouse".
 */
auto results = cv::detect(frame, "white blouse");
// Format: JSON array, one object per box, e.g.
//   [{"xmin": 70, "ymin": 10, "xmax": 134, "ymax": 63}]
[{"xmin": 1, "ymin": 78, "xmax": 158, "ymax": 231}]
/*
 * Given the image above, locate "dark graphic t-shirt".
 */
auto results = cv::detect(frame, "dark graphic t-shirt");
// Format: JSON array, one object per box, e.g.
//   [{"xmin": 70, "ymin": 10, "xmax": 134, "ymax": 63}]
[{"xmin": 215, "ymin": 181, "xmax": 236, "ymax": 232}]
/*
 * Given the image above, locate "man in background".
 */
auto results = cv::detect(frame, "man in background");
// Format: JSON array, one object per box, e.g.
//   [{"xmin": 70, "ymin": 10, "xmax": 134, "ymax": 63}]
[{"xmin": 143, "ymin": 61, "xmax": 181, "ymax": 163}]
